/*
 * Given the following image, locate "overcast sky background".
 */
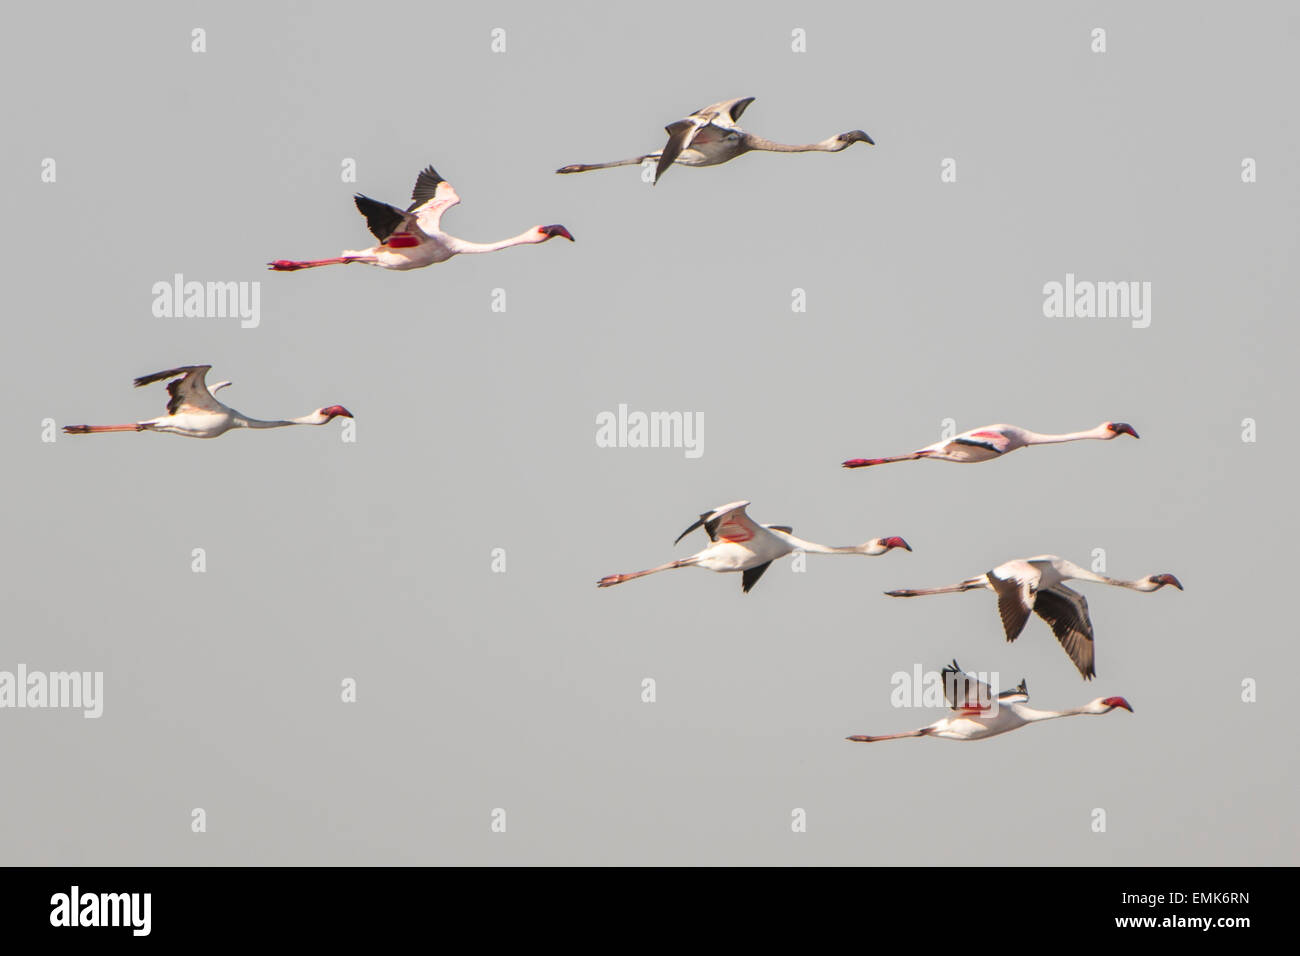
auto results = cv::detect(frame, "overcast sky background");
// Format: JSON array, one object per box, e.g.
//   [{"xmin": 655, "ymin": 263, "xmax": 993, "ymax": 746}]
[{"xmin": 2, "ymin": 1, "xmax": 1296, "ymax": 865}]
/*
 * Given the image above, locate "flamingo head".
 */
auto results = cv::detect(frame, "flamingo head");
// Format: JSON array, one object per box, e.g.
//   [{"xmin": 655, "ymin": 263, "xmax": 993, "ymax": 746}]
[
  {"xmin": 319, "ymin": 405, "xmax": 353, "ymax": 422},
  {"xmin": 1104, "ymin": 422, "xmax": 1139, "ymax": 439},
  {"xmin": 539, "ymin": 224, "xmax": 575, "ymax": 242},
  {"xmin": 1146, "ymin": 573, "xmax": 1183, "ymax": 591},
  {"xmin": 1100, "ymin": 696, "xmax": 1133, "ymax": 713},
  {"xmin": 866, "ymin": 536, "xmax": 912, "ymax": 555},
  {"xmin": 837, "ymin": 130, "xmax": 875, "ymax": 147}
]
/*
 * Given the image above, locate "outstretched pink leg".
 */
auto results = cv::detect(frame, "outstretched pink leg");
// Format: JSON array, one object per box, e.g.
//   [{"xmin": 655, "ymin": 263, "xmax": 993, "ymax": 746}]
[
  {"xmin": 597, "ymin": 559, "xmax": 693, "ymax": 588},
  {"xmin": 845, "ymin": 729, "xmax": 929, "ymax": 742},
  {"xmin": 63, "ymin": 423, "xmax": 145, "ymax": 435},
  {"xmin": 267, "ymin": 256, "xmax": 367, "ymax": 272}
]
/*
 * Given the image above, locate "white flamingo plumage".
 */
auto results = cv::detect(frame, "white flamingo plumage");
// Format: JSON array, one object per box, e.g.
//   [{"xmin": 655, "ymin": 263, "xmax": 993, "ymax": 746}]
[
  {"xmin": 556, "ymin": 97, "xmax": 874, "ymax": 184},
  {"xmin": 843, "ymin": 421, "xmax": 1139, "ymax": 469},
  {"xmin": 885, "ymin": 556, "xmax": 1183, "ymax": 679},
  {"xmin": 63, "ymin": 365, "xmax": 352, "ymax": 439},
  {"xmin": 269, "ymin": 165, "xmax": 574, "ymax": 272},
  {"xmin": 846, "ymin": 660, "xmax": 1133, "ymax": 742},
  {"xmin": 597, "ymin": 500, "xmax": 910, "ymax": 593}
]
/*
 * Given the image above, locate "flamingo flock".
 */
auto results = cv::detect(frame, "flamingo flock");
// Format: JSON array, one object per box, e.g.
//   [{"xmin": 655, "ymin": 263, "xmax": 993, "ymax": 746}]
[{"xmin": 62, "ymin": 92, "xmax": 1184, "ymax": 752}]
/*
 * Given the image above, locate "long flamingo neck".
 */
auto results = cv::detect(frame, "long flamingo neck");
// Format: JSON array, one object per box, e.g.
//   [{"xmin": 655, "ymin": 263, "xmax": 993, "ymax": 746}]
[
  {"xmin": 1012, "ymin": 705, "xmax": 1078, "ymax": 723},
  {"xmin": 448, "ymin": 229, "xmax": 544, "ymax": 255},
  {"xmin": 779, "ymin": 534, "xmax": 861, "ymax": 555},
  {"xmin": 742, "ymin": 134, "xmax": 845, "ymax": 153},
  {"xmin": 1021, "ymin": 425, "xmax": 1109, "ymax": 445},
  {"xmin": 239, "ymin": 416, "xmax": 297, "ymax": 429},
  {"xmin": 1062, "ymin": 563, "xmax": 1149, "ymax": 590}
]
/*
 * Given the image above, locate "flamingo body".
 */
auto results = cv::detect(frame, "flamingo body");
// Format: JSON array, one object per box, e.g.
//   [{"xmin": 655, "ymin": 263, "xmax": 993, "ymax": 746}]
[
  {"xmin": 63, "ymin": 366, "xmax": 352, "ymax": 440},
  {"xmin": 847, "ymin": 660, "xmax": 1133, "ymax": 742},
  {"xmin": 556, "ymin": 97, "xmax": 873, "ymax": 184},
  {"xmin": 597, "ymin": 500, "xmax": 909, "ymax": 593},
  {"xmin": 269, "ymin": 166, "xmax": 574, "ymax": 272},
  {"xmin": 885, "ymin": 556, "xmax": 1182, "ymax": 679},
  {"xmin": 843, "ymin": 421, "xmax": 1139, "ymax": 469}
]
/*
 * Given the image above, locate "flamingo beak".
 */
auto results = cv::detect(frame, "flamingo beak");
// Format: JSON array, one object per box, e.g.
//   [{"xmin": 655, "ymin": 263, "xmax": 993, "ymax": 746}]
[
  {"xmin": 1111, "ymin": 422, "xmax": 1139, "ymax": 438},
  {"xmin": 840, "ymin": 130, "xmax": 875, "ymax": 146},
  {"xmin": 1156, "ymin": 574, "xmax": 1183, "ymax": 591},
  {"xmin": 1103, "ymin": 697, "xmax": 1133, "ymax": 713},
  {"xmin": 882, "ymin": 537, "xmax": 912, "ymax": 552},
  {"xmin": 323, "ymin": 405, "xmax": 353, "ymax": 420},
  {"xmin": 542, "ymin": 225, "xmax": 575, "ymax": 241}
]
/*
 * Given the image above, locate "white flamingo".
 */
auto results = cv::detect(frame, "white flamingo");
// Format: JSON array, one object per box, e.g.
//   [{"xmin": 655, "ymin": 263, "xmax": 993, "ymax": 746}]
[
  {"xmin": 269, "ymin": 165, "xmax": 574, "ymax": 272},
  {"xmin": 885, "ymin": 556, "xmax": 1183, "ymax": 679},
  {"xmin": 557, "ymin": 97, "xmax": 874, "ymax": 184},
  {"xmin": 846, "ymin": 660, "xmax": 1133, "ymax": 742},
  {"xmin": 597, "ymin": 500, "xmax": 909, "ymax": 593},
  {"xmin": 63, "ymin": 365, "xmax": 352, "ymax": 439},
  {"xmin": 843, "ymin": 421, "xmax": 1139, "ymax": 469}
]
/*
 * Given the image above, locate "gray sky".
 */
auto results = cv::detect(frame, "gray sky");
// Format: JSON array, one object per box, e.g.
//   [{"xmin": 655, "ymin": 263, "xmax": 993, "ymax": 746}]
[{"xmin": 2, "ymin": 1, "xmax": 1296, "ymax": 865}]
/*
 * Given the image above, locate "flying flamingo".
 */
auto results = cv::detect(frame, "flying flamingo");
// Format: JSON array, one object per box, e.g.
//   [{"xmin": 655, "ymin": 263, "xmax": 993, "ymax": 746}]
[
  {"xmin": 842, "ymin": 421, "xmax": 1139, "ymax": 469},
  {"xmin": 885, "ymin": 556, "xmax": 1183, "ymax": 679},
  {"xmin": 268, "ymin": 165, "xmax": 574, "ymax": 272},
  {"xmin": 556, "ymin": 97, "xmax": 874, "ymax": 184},
  {"xmin": 63, "ymin": 365, "xmax": 352, "ymax": 439},
  {"xmin": 846, "ymin": 660, "xmax": 1132, "ymax": 742},
  {"xmin": 597, "ymin": 500, "xmax": 910, "ymax": 593}
]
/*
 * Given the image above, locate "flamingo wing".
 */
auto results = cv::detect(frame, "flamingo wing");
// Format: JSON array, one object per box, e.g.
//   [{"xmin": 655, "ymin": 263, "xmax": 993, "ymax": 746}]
[
  {"xmin": 354, "ymin": 195, "xmax": 415, "ymax": 242},
  {"xmin": 741, "ymin": 561, "xmax": 773, "ymax": 593},
  {"xmin": 949, "ymin": 427, "xmax": 1014, "ymax": 455},
  {"xmin": 674, "ymin": 500, "xmax": 763, "ymax": 545},
  {"xmin": 133, "ymin": 365, "xmax": 221, "ymax": 415},
  {"xmin": 408, "ymin": 165, "xmax": 445, "ymax": 208},
  {"xmin": 656, "ymin": 118, "xmax": 705, "ymax": 181},
  {"xmin": 987, "ymin": 563, "xmax": 1039, "ymax": 642},
  {"xmin": 719, "ymin": 96, "xmax": 755, "ymax": 124},
  {"xmin": 689, "ymin": 97, "xmax": 755, "ymax": 126},
  {"xmin": 940, "ymin": 659, "xmax": 997, "ymax": 712},
  {"xmin": 1032, "ymin": 585, "xmax": 1097, "ymax": 680},
  {"xmin": 408, "ymin": 165, "xmax": 460, "ymax": 233},
  {"xmin": 998, "ymin": 678, "xmax": 1030, "ymax": 703}
]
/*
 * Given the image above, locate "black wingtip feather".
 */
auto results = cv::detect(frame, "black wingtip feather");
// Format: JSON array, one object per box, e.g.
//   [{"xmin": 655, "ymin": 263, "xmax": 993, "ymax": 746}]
[{"xmin": 408, "ymin": 165, "xmax": 446, "ymax": 208}]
